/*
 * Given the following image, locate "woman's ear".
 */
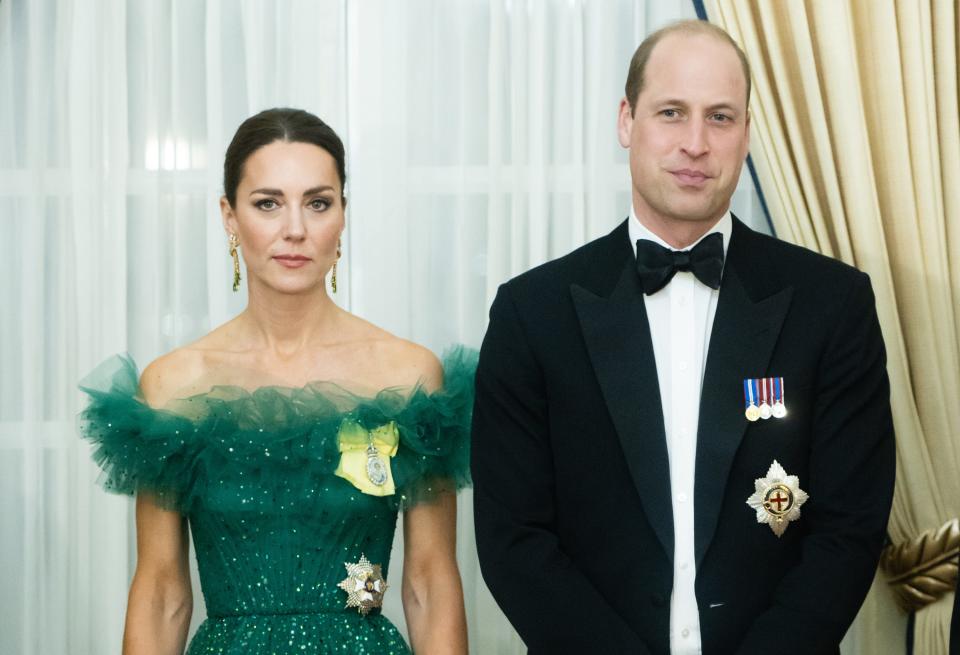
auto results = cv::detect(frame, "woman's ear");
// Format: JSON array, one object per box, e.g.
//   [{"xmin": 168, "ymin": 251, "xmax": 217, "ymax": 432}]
[{"xmin": 220, "ymin": 196, "xmax": 238, "ymax": 236}]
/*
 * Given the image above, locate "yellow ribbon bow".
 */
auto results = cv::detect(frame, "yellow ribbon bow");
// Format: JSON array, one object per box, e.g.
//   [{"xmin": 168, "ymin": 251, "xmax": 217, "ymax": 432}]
[{"xmin": 334, "ymin": 418, "xmax": 399, "ymax": 496}]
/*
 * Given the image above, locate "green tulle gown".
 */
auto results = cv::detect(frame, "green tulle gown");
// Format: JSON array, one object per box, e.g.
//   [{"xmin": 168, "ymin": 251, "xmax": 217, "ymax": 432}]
[{"xmin": 79, "ymin": 347, "xmax": 477, "ymax": 655}]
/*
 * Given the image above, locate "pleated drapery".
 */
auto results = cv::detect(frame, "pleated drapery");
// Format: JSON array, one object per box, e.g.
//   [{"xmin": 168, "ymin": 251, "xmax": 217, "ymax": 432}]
[{"xmin": 702, "ymin": 1, "xmax": 960, "ymax": 653}]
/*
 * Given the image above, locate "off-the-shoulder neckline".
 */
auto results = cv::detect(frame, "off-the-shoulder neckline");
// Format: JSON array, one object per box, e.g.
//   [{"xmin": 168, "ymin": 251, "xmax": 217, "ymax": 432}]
[
  {"xmin": 150, "ymin": 377, "xmax": 437, "ymax": 413},
  {"xmin": 81, "ymin": 348, "xmax": 476, "ymax": 417}
]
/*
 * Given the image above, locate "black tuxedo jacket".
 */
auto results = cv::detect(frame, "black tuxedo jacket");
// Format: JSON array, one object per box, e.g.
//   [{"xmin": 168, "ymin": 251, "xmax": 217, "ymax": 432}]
[
  {"xmin": 952, "ymin": 570, "xmax": 959, "ymax": 654},
  {"xmin": 471, "ymin": 217, "xmax": 896, "ymax": 654}
]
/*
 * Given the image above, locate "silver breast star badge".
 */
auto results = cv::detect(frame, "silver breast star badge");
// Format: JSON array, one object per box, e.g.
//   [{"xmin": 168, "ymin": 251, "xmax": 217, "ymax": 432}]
[
  {"xmin": 746, "ymin": 460, "xmax": 809, "ymax": 537},
  {"xmin": 338, "ymin": 554, "xmax": 388, "ymax": 615}
]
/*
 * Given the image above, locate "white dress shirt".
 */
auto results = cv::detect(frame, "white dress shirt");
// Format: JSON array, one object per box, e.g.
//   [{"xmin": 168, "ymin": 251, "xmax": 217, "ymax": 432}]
[{"xmin": 628, "ymin": 208, "xmax": 732, "ymax": 655}]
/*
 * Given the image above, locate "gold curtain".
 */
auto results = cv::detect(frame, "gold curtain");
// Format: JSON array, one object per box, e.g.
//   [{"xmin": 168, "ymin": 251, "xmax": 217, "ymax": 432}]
[{"xmin": 701, "ymin": 1, "xmax": 960, "ymax": 653}]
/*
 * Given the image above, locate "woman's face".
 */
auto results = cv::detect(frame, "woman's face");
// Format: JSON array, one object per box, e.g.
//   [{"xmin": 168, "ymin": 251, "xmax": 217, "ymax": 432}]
[{"xmin": 222, "ymin": 140, "xmax": 345, "ymax": 296}]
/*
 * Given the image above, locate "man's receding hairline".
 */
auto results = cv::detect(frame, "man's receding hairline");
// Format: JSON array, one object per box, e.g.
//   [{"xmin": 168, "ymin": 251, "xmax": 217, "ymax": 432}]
[
  {"xmin": 645, "ymin": 31, "xmax": 747, "ymax": 94},
  {"xmin": 625, "ymin": 19, "xmax": 752, "ymax": 113}
]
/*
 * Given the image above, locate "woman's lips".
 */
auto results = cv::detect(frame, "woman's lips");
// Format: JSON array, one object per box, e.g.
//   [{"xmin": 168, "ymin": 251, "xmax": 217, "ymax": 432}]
[{"xmin": 273, "ymin": 255, "xmax": 311, "ymax": 269}]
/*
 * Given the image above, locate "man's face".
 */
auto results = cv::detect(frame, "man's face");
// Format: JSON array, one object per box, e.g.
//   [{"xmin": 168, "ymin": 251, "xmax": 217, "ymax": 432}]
[{"xmin": 617, "ymin": 33, "xmax": 750, "ymax": 229}]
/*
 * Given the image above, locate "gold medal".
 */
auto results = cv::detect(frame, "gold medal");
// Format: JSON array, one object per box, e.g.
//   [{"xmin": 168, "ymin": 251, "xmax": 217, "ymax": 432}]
[{"xmin": 744, "ymin": 378, "xmax": 761, "ymax": 421}]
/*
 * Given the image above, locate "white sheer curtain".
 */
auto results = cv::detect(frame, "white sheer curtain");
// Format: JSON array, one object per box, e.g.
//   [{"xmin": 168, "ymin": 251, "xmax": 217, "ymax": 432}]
[{"xmin": 0, "ymin": 1, "xmax": 768, "ymax": 653}]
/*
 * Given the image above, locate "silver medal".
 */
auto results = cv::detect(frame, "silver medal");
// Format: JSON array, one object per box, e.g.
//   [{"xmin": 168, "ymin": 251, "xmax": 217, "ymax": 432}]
[{"xmin": 365, "ymin": 443, "xmax": 388, "ymax": 486}]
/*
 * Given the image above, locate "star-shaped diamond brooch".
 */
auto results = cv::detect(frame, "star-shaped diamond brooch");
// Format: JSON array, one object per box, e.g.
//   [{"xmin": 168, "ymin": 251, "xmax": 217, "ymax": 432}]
[
  {"xmin": 338, "ymin": 554, "xmax": 388, "ymax": 615},
  {"xmin": 746, "ymin": 460, "xmax": 809, "ymax": 537}
]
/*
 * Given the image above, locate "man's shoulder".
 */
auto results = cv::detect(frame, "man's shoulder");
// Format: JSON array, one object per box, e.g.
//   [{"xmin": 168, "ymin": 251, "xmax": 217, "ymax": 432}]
[
  {"xmin": 502, "ymin": 222, "xmax": 628, "ymax": 302},
  {"xmin": 736, "ymin": 223, "xmax": 870, "ymax": 297}
]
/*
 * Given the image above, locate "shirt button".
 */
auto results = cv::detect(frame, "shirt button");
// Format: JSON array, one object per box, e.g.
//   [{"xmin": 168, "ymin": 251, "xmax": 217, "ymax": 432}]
[
  {"xmin": 679, "ymin": 361, "xmax": 688, "ymax": 371},
  {"xmin": 680, "ymin": 561, "xmax": 689, "ymax": 570},
  {"xmin": 682, "ymin": 628, "xmax": 691, "ymax": 638},
  {"xmin": 677, "ymin": 493, "xmax": 688, "ymax": 503}
]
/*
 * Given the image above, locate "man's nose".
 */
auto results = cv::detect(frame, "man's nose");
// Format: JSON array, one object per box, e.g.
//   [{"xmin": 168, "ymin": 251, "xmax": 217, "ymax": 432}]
[{"xmin": 680, "ymin": 120, "xmax": 709, "ymax": 158}]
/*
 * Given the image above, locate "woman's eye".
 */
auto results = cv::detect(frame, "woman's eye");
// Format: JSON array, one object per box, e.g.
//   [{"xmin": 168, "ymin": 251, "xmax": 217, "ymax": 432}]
[
  {"xmin": 255, "ymin": 199, "xmax": 278, "ymax": 210},
  {"xmin": 309, "ymin": 198, "xmax": 331, "ymax": 211}
]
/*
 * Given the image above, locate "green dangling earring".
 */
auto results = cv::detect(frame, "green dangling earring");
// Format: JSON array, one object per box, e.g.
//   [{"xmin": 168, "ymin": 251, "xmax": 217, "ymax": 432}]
[
  {"xmin": 229, "ymin": 233, "xmax": 241, "ymax": 292},
  {"xmin": 331, "ymin": 238, "xmax": 342, "ymax": 293}
]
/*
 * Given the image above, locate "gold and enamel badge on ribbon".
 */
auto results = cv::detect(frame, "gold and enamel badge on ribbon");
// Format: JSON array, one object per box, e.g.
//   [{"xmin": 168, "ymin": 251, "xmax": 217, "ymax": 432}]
[
  {"xmin": 338, "ymin": 554, "xmax": 388, "ymax": 615},
  {"xmin": 746, "ymin": 460, "xmax": 808, "ymax": 537},
  {"xmin": 335, "ymin": 419, "xmax": 399, "ymax": 496}
]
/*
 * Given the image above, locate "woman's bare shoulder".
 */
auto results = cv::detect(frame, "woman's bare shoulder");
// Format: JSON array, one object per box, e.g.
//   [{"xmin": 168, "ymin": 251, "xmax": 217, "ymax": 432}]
[
  {"xmin": 139, "ymin": 322, "xmax": 243, "ymax": 407},
  {"xmin": 139, "ymin": 348, "xmax": 209, "ymax": 409},
  {"xmin": 390, "ymin": 339, "xmax": 443, "ymax": 393},
  {"xmin": 336, "ymin": 314, "xmax": 442, "ymax": 392}
]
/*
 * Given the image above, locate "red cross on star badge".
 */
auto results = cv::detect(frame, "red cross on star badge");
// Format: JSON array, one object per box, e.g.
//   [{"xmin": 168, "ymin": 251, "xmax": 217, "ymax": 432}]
[{"xmin": 746, "ymin": 460, "xmax": 809, "ymax": 537}]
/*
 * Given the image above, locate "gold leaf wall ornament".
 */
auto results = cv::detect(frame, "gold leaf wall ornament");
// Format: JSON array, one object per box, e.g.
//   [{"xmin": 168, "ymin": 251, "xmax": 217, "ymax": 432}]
[{"xmin": 880, "ymin": 518, "xmax": 959, "ymax": 613}]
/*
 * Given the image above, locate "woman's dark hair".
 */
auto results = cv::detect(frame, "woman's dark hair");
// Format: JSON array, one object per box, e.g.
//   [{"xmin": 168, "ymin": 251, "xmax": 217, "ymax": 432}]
[{"xmin": 223, "ymin": 108, "xmax": 346, "ymax": 208}]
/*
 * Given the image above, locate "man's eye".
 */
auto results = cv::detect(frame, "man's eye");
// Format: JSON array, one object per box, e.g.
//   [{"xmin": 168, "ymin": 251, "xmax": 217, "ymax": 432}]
[
  {"xmin": 255, "ymin": 199, "xmax": 278, "ymax": 210},
  {"xmin": 661, "ymin": 109, "xmax": 679, "ymax": 118},
  {"xmin": 309, "ymin": 199, "xmax": 330, "ymax": 211},
  {"xmin": 711, "ymin": 113, "xmax": 731, "ymax": 122}
]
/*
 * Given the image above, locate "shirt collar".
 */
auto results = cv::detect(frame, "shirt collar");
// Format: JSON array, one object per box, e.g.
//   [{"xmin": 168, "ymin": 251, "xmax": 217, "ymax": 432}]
[{"xmin": 628, "ymin": 206, "xmax": 732, "ymax": 256}]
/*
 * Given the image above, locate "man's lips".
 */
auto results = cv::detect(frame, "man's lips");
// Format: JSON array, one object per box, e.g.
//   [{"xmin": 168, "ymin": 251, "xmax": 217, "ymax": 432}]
[{"xmin": 670, "ymin": 169, "xmax": 712, "ymax": 185}]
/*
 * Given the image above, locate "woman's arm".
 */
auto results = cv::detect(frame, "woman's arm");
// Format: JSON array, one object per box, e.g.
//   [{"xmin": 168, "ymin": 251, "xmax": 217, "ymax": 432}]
[
  {"xmin": 122, "ymin": 494, "xmax": 192, "ymax": 655},
  {"xmin": 401, "ymin": 491, "xmax": 468, "ymax": 655},
  {"xmin": 394, "ymin": 341, "xmax": 468, "ymax": 653},
  {"xmin": 122, "ymin": 353, "xmax": 196, "ymax": 654}
]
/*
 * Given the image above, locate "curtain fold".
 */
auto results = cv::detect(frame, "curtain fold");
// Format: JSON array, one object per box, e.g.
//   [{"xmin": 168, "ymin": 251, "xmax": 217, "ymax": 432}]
[{"xmin": 702, "ymin": 1, "xmax": 960, "ymax": 653}]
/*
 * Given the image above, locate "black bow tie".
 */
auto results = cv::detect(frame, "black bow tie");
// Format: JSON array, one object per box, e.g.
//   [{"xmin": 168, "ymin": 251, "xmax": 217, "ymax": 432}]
[{"xmin": 635, "ymin": 232, "xmax": 725, "ymax": 295}]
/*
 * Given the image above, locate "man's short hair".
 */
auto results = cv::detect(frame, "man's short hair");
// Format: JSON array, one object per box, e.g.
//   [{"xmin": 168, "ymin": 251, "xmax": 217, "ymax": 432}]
[{"xmin": 625, "ymin": 19, "xmax": 751, "ymax": 114}]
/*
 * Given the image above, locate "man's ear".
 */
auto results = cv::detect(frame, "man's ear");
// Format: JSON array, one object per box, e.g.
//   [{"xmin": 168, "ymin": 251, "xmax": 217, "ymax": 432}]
[
  {"xmin": 617, "ymin": 97, "xmax": 634, "ymax": 149},
  {"xmin": 743, "ymin": 109, "xmax": 751, "ymax": 157}
]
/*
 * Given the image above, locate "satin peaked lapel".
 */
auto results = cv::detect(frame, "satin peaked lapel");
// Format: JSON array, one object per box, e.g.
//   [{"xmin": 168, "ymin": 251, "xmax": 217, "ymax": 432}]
[
  {"xmin": 693, "ymin": 264, "xmax": 793, "ymax": 567},
  {"xmin": 571, "ymin": 261, "xmax": 673, "ymax": 561}
]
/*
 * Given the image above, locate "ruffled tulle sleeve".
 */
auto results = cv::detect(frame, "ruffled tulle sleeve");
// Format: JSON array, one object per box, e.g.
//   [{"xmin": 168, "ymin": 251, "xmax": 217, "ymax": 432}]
[
  {"xmin": 78, "ymin": 354, "xmax": 200, "ymax": 511},
  {"xmin": 388, "ymin": 345, "xmax": 477, "ymax": 508}
]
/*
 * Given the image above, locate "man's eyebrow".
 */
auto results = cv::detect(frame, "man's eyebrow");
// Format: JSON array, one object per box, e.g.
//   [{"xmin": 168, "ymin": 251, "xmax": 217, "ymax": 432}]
[
  {"xmin": 706, "ymin": 102, "xmax": 741, "ymax": 114},
  {"xmin": 653, "ymin": 98, "xmax": 742, "ymax": 114},
  {"xmin": 654, "ymin": 98, "xmax": 690, "ymax": 107}
]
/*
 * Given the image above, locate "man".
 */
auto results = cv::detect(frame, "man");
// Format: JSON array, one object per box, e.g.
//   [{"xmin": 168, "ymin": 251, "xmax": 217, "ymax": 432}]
[
  {"xmin": 952, "ymin": 572, "xmax": 959, "ymax": 654},
  {"xmin": 471, "ymin": 20, "xmax": 895, "ymax": 655}
]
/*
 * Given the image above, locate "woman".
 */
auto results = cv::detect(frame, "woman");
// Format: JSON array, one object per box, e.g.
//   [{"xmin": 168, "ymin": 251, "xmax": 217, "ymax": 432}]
[{"xmin": 80, "ymin": 108, "xmax": 473, "ymax": 654}]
